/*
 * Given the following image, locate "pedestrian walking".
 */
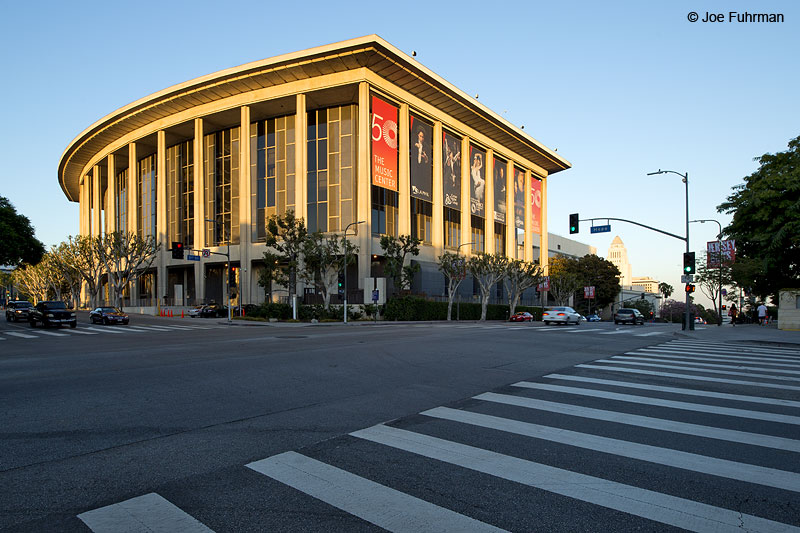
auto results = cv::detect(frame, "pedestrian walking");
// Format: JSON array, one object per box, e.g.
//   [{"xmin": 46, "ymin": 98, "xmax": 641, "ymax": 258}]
[
  {"xmin": 729, "ymin": 304, "xmax": 737, "ymax": 326},
  {"xmin": 757, "ymin": 302, "xmax": 768, "ymax": 326}
]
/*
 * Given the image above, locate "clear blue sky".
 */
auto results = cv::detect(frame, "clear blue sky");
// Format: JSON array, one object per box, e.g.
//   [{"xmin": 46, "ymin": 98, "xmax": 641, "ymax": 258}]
[{"xmin": 1, "ymin": 0, "xmax": 797, "ymax": 307}]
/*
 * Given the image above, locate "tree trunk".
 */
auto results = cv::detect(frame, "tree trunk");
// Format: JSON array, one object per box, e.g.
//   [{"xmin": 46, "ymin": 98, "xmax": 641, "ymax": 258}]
[
  {"xmin": 509, "ymin": 293, "xmax": 520, "ymax": 318},
  {"xmin": 480, "ymin": 291, "xmax": 489, "ymax": 321}
]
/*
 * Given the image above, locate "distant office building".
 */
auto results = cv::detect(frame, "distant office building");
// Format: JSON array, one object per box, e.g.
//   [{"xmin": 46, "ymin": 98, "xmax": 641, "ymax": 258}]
[
  {"xmin": 540, "ymin": 234, "xmax": 596, "ymax": 261},
  {"xmin": 607, "ymin": 236, "xmax": 632, "ymax": 286},
  {"xmin": 631, "ymin": 276, "xmax": 660, "ymax": 293}
]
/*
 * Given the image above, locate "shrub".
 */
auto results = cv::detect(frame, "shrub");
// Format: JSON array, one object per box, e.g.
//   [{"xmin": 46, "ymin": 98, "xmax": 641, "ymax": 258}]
[{"xmin": 383, "ymin": 296, "xmax": 543, "ymax": 321}]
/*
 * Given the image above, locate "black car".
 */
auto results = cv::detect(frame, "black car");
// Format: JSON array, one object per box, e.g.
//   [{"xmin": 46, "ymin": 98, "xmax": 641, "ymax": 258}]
[
  {"xmin": 89, "ymin": 307, "xmax": 130, "ymax": 325},
  {"xmin": 613, "ymin": 308, "xmax": 645, "ymax": 325},
  {"xmin": 6, "ymin": 301, "xmax": 33, "ymax": 322},
  {"xmin": 29, "ymin": 301, "xmax": 77, "ymax": 328}
]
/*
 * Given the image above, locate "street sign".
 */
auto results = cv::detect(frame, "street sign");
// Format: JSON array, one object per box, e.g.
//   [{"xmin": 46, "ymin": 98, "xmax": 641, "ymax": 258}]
[
  {"xmin": 187, "ymin": 254, "xmax": 201, "ymax": 261},
  {"xmin": 590, "ymin": 225, "xmax": 611, "ymax": 234},
  {"xmin": 372, "ymin": 289, "xmax": 379, "ymax": 302},
  {"xmin": 202, "ymin": 248, "xmax": 211, "ymax": 258},
  {"xmin": 681, "ymin": 274, "xmax": 694, "ymax": 283}
]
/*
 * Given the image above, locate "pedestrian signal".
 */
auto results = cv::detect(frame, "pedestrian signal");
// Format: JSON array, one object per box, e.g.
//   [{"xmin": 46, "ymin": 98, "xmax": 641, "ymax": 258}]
[{"xmin": 684, "ymin": 283, "xmax": 695, "ymax": 293}]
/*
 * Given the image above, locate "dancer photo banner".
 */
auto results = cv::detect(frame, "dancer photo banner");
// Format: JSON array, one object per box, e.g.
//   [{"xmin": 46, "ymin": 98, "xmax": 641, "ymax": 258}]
[
  {"xmin": 530, "ymin": 177, "xmax": 542, "ymax": 234},
  {"xmin": 409, "ymin": 113, "xmax": 432, "ymax": 201},
  {"xmin": 442, "ymin": 130, "xmax": 461, "ymax": 209},
  {"xmin": 513, "ymin": 167, "xmax": 525, "ymax": 229},
  {"xmin": 371, "ymin": 95, "xmax": 398, "ymax": 190},
  {"xmin": 493, "ymin": 158, "xmax": 506, "ymax": 224},
  {"xmin": 469, "ymin": 144, "xmax": 486, "ymax": 217}
]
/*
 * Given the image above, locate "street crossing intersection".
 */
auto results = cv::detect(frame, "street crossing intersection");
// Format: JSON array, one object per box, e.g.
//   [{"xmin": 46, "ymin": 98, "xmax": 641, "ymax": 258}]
[
  {"xmin": 0, "ymin": 323, "xmax": 224, "ymax": 341},
  {"xmin": 78, "ymin": 338, "xmax": 800, "ymax": 532}
]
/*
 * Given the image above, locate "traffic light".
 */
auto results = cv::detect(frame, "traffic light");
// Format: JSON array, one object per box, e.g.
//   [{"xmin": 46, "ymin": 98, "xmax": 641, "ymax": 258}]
[
  {"xmin": 683, "ymin": 252, "xmax": 695, "ymax": 274},
  {"xmin": 569, "ymin": 213, "xmax": 579, "ymax": 234},
  {"xmin": 684, "ymin": 283, "xmax": 695, "ymax": 293},
  {"xmin": 641, "ymin": 292, "xmax": 646, "ymax": 300},
  {"xmin": 171, "ymin": 242, "xmax": 184, "ymax": 260},
  {"xmin": 228, "ymin": 266, "xmax": 238, "ymax": 287},
  {"xmin": 338, "ymin": 272, "xmax": 345, "ymax": 295}
]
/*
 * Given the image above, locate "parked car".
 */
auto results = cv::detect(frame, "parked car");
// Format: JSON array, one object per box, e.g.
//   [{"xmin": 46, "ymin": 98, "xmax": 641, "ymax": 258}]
[
  {"xmin": 29, "ymin": 301, "xmax": 77, "ymax": 328},
  {"xmin": 694, "ymin": 316, "xmax": 706, "ymax": 325},
  {"xmin": 586, "ymin": 314, "xmax": 601, "ymax": 322},
  {"xmin": 6, "ymin": 300, "xmax": 33, "ymax": 322},
  {"xmin": 542, "ymin": 306, "xmax": 582, "ymax": 325},
  {"xmin": 89, "ymin": 307, "xmax": 130, "ymax": 325},
  {"xmin": 509, "ymin": 311, "xmax": 534, "ymax": 322},
  {"xmin": 188, "ymin": 305, "xmax": 205, "ymax": 318},
  {"xmin": 614, "ymin": 308, "xmax": 645, "ymax": 325}
]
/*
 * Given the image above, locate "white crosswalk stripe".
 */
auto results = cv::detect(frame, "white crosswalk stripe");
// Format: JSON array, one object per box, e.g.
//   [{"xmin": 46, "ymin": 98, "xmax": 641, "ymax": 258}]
[
  {"xmin": 0, "ymin": 323, "xmax": 220, "ymax": 342},
  {"xmin": 76, "ymin": 339, "xmax": 800, "ymax": 532},
  {"xmin": 5, "ymin": 331, "xmax": 38, "ymax": 339}
]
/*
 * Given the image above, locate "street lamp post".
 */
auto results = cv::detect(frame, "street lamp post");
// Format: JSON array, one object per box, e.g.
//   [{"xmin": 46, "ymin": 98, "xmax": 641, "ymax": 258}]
[
  {"xmin": 690, "ymin": 218, "xmax": 724, "ymax": 326},
  {"xmin": 205, "ymin": 219, "xmax": 232, "ymax": 324},
  {"xmin": 647, "ymin": 169, "xmax": 691, "ymax": 330},
  {"xmin": 343, "ymin": 220, "xmax": 365, "ymax": 324},
  {"xmin": 456, "ymin": 242, "xmax": 474, "ymax": 321}
]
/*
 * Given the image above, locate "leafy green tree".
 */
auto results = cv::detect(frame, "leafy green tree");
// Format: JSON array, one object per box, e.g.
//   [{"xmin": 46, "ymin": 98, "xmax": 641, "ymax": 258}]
[
  {"xmin": 379, "ymin": 235, "xmax": 421, "ymax": 294},
  {"xmin": 12, "ymin": 262, "xmax": 49, "ymax": 303},
  {"xmin": 437, "ymin": 251, "xmax": 466, "ymax": 321},
  {"xmin": 717, "ymin": 135, "xmax": 800, "ymax": 299},
  {"xmin": 504, "ymin": 259, "xmax": 544, "ymax": 317},
  {"xmin": 71, "ymin": 235, "xmax": 105, "ymax": 308},
  {"xmin": 257, "ymin": 251, "xmax": 287, "ymax": 304},
  {"xmin": 570, "ymin": 254, "xmax": 621, "ymax": 312},
  {"xmin": 49, "ymin": 241, "xmax": 84, "ymax": 309},
  {"xmin": 548, "ymin": 255, "xmax": 581, "ymax": 306},
  {"xmin": 97, "ymin": 231, "xmax": 160, "ymax": 309},
  {"xmin": 467, "ymin": 253, "xmax": 508, "ymax": 321},
  {"xmin": 302, "ymin": 232, "xmax": 358, "ymax": 310},
  {"xmin": 0, "ymin": 196, "xmax": 45, "ymax": 266},
  {"xmin": 694, "ymin": 251, "xmax": 733, "ymax": 320},
  {"xmin": 658, "ymin": 282, "xmax": 674, "ymax": 300},
  {"xmin": 265, "ymin": 211, "xmax": 308, "ymax": 319}
]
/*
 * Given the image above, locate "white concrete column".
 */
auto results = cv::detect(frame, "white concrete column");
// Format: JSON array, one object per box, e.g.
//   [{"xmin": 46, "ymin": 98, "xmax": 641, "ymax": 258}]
[
  {"xmin": 460, "ymin": 136, "xmax": 470, "ymax": 254},
  {"xmin": 92, "ymin": 166, "xmax": 101, "ymax": 236},
  {"xmin": 485, "ymin": 149, "xmax": 494, "ymax": 255},
  {"xmin": 107, "ymin": 155, "xmax": 116, "ymax": 233},
  {"xmin": 432, "ymin": 121, "xmax": 443, "ymax": 250},
  {"xmin": 79, "ymin": 177, "xmax": 87, "ymax": 235},
  {"xmin": 540, "ymin": 175, "xmax": 549, "ymax": 272},
  {"xmin": 295, "ymin": 94, "xmax": 307, "ymax": 220},
  {"xmin": 156, "ymin": 130, "xmax": 167, "ymax": 305},
  {"xmin": 239, "ymin": 105, "xmax": 252, "ymax": 305},
  {"xmin": 524, "ymin": 169, "xmax": 533, "ymax": 263},
  {"xmin": 506, "ymin": 160, "xmax": 514, "ymax": 259},
  {"xmin": 356, "ymin": 82, "xmax": 371, "ymax": 286},
  {"xmin": 193, "ymin": 118, "xmax": 205, "ymax": 303},
  {"xmin": 128, "ymin": 143, "xmax": 138, "ymax": 236},
  {"xmin": 398, "ymin": 103, "xmax": 410, "ymax": 236}
]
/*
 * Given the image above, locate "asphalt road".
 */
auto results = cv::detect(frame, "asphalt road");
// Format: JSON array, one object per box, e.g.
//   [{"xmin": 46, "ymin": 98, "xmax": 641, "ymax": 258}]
[{"xmin": 1, "ymin": 313, "xmax": 798, "ymax": 531}]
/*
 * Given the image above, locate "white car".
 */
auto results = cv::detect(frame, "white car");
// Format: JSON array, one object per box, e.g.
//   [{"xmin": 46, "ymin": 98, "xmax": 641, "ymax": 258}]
[{"xmin": 542, "ymin": 306, "xmax": 582, "ymax": 325}]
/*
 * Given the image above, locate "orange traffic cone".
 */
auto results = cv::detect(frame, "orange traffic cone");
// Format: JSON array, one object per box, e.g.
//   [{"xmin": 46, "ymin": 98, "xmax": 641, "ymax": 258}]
[
  {"xmin": 168, "ymin": 309, "xmax": 173, "ymax": 318},
  {"xmin": 181, "ymin": 310, "xmax": 184, "ymax": 318}
]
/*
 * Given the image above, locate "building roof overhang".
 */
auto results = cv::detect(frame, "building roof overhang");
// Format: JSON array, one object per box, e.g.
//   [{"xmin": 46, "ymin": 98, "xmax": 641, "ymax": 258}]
[{"xmin": 58, "ymin": 35, "xmax": 571, "ymax": 201}]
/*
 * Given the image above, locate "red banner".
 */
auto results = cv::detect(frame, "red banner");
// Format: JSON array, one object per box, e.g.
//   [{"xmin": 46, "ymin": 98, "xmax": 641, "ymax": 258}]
[
  {"xmin": 530, "ymin": 178, "xmax": 542, "ymax": 234},
  {"xmin": 707, "ymin": 239, "xmax": 736, "ymax": 267},
  {"xmin": 584, "ymin": 286, "xmax": 595, "ymax": 299},
  {"xmin": 371, "ymin": 96, "xmax": 398, "ymax": 190}
]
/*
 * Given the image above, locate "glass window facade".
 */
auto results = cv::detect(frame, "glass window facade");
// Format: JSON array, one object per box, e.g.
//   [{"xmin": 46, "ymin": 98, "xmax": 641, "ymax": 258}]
[
  {"xmin": 115, "ymin": 168, "xmax": 127, "ymax": 234},
  {"xmin": 411, "ymin": 198, "xmax": 432, "ymax": 244},
  {"xmin": 307, "ymin": 105, "xmax": 357, "ymax": 233},
  {"xmin": 204, "ymin": 127, "xmax": 240, "ymax": 246},
  {"xmin": 494, "ymin": 221, "xmax": 506, "ymax": 256},
  {"xmin": 137, "ymin": 155, "xmax": 157, "ymax": 238},
  {"xmin": 251, "ymin": 115, "xmax": 296, "ymax": 241},
  {"xmin": 444, "ymin": 206, "xmax": 460, "ymax": 249},
  {"xmin": 471, "ymin": 215, "xmax": 485, "ymax": 253},
  {"xmin": 371, "ymin": 185, "xmax": 398, "ymax": 236},
  {"xmin": 166, "ymin": 140, "xmax": 194, "ymax": 247}
]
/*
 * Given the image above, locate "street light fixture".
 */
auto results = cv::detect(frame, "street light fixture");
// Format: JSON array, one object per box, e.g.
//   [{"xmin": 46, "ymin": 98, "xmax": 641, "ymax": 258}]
[
  {"xmin": 343, "ymin": 220, "xmax": 365, "ymax": 324},
  {"xmin": 647, "ymin": 169, "xmax": 691, "ymax": 330},
  {"xmin": 205, "ymin": 219, "xmax": 232, "ymax": 324},
  {"xmin": 456, "ymin": 242, "xmax": 474, "ymax": 321},
  {"xmin": 690, "ymin": 218, "xmax": 724, "ymax": 326}
]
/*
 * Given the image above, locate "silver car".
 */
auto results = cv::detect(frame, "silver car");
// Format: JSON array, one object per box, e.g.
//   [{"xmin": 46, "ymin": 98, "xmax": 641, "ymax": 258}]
[{"xmin": 542, "ymin": 306, "xmax": 582, "ymax": 325}]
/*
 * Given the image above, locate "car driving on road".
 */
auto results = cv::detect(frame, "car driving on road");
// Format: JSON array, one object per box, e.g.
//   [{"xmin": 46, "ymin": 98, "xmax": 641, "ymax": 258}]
[
  {"xmin": 509, "ymin": 311, "xmax": 534, "ymax": 322},
  {"xmin": 89, "ymin": 307, "xmax": 130, "ymax": 325},
  {"xmin": 613, "ymin": 308, "xmax": 645, "ymax": 325},
  {"xmin": 542, "ymin": 306, "xmax": 582, "ymax": 325},
  {"xmin": 6, "ymin": 300, "xmax": 33, "ymax": 322},
  {"xmin": 29, "ymin": 301, "xmax": 77, "ymax": 328}
]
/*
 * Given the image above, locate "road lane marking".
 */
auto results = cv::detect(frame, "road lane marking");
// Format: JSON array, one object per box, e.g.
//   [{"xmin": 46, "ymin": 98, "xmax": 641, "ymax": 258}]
[
  {"xmin": 352, "ymin": 424, "xmax": 799, "ymax": 533},
  {"xmin": 576, "ymin": 364, "xmax": 800, "ymax": 392},
  {"xmin": 607, "ymin": 357, "xmax": 800, "ymax": 379},
  {"xmin": 82, "ymin": 326, "xmax": 131, "ymax": 334},
  {"xmin": 633, "ymin": 332, "xmax": 665, "ymax": 337},
  {"xmin": 247, "ymin": 452, "xmax": 506, "ymax": 533},
  {"xmin": 665, "ymin": 341, "xmax": 800, "ymax": 356},
  {"xmin": 67, "ymin": 329, "xmax": 98, "ymax": 335},
  {"xmin": 598, "ymin": 330, "xmax": 634, "ymax": 335},
  {"xmin": 423, "ymin": 406, "xmax": 800, "ymax": 492},
  {"xmin": 34, "ymin": 329, "xmax": 71, "ymax": 337},
  {"xmin": 512, "ymin": 381, "xmax": 800, "ymax": 425},
  {"xmin": 5, "ymin": 331, "xmax": 38, "ymax": 339},
  {"xmin": 636, "ymin": 347, "xmax": 800, "ymax": 365},
  {"xmin": 566, "ymin": 328, "xmax": 604, "ymax": 333},
  {"xmin": 544, "ymin": 374, "xmax": 800, "ymax": 409},
  {"xmin": 78, "ymin": 492, "xmax": 214, "ymax": 532}
]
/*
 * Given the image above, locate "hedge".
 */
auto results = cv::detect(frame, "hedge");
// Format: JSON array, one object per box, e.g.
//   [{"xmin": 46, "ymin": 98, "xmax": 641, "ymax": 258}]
[{"xmin": 384, "ymin": 296, "xmax": 543, "ymax": 321}]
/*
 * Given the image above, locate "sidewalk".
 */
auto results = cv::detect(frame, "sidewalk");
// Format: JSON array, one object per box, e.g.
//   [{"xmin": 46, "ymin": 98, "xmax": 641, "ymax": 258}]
[{"xmin": 673, "ymin": 322, "xmax": 800, "ymax": 347}]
